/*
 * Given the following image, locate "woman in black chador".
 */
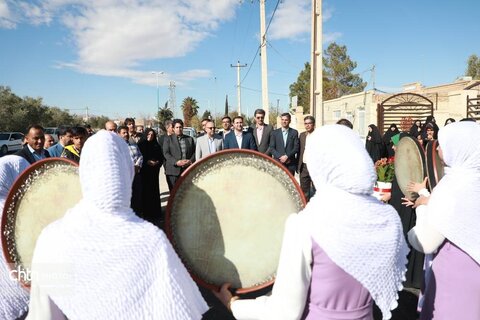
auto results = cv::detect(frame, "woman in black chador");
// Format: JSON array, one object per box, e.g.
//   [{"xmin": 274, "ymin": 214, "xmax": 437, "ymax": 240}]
[
  {"xmin": 389, "ymin": 133, "xmax": 424, "ymax": 289},
  {"xmin": 409, "ymin": 120, "xmax": 422, "ymax": 137},
  {"xmin": 383, "ymin": 123, "xmax": 400, "ymax": 158},
  {"xmin": 365, "ymin": 124, "xmax": 385, "ymax": 163},
  {"xmin": 138, "ymin": 128, "xmax": 163, "ymax": 224}
]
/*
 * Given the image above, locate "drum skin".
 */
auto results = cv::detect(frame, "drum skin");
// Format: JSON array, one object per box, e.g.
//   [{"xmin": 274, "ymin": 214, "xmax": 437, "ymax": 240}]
[
  {"xmin": 1, "ymin": 158, "xmax": 80, "ymax": 288},
  {"xmin": 166, "ymin": 150, "xmax": 306, "ymax": 294},
  {"xmin": 394, "ymin": 136, "xmax": 426, "ymax": 200},
  {"xmin": 426, "ymin": 140, "xmax": 445, "ymax": 190}
]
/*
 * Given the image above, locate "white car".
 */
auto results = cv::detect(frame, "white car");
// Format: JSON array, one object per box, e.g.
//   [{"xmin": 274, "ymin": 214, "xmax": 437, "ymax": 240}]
[
  {"xmin": 0, "ymin": 132, "xmax": 24, "ymax": 156},
  {"xmin": 44, "ymin": 127, "xmax": 60, "ymax": 143},
  {"xmin": 183, "ymin": 127, "xmax": 197, "ymax": 142}
]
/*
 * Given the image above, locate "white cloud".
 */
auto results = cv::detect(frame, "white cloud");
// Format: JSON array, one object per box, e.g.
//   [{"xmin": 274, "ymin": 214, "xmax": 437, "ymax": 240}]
[
  {"xmin": 269, "ymin": 0, "xmax": 310, "ymax": 41},
  {"xmin": 5, "ymin": 0, "xmax": 238, "ymax": 85},
  {"xmin": 17, "ymin": 1, "xmax": 52, "ymax": 25},
  {"xmin": 268, "ymin": 0, "xmax": 340, "ymax": 43},
  {"xmin": 323, "ymin": 7, "xmax": 333, "ymax": 22},
  {"xmin": 0, "ymin": 0, "xmax": 15, "ymax": 28},
  {"xmin": 323, "ymin": 31, "xmax": 342, "ymax": 43}
]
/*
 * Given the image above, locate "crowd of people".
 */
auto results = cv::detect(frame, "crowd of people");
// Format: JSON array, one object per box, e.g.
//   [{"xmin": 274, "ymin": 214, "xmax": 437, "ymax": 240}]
[{"xmin": 0, "ymin": 111, "xmax": 478, "ymax": 320}]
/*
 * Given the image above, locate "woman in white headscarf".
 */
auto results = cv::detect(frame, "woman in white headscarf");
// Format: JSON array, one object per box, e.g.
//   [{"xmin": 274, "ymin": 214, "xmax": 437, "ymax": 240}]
[
  {"xmin": 214, "ymin": 125, "xmax": 409, "ymax": 320},
  {"xmin": 408, "ymin": 121, "xmax": 480, "ymax": 320},
  {"xmin": 0, "ymin": 155, "xmax": 30, "ymax": 319},
  {"xmin": 27, "ymin": 130, "xmax": 208, "ymax": 320}
]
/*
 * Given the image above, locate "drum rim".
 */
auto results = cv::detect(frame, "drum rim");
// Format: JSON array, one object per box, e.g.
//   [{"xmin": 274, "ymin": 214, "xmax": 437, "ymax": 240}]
[
  {"xmin": 165, "ymin": 149, "xmax": 306, "ymax": 293},
  {"xmin": 1, "ymin": 157, "xmax": 79, "ymax": 289},
  {"xmin": 395, "ymin": 135, "xmax": 426, "ymax": 200},
  {"xmin": 426, "ymin": 140, "xmax": 442, "ymax": 190}
]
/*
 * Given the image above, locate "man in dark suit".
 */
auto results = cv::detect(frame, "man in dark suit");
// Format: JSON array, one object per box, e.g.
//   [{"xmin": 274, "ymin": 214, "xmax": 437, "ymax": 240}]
[
  {"xmin": 15, "ymin": 124, "xmax": 50, "ymax": 164},
  {"xmin": 298, "ymin": 116, "xmax": 316, "ymax": 201},
  {"xmin": 162, "ymin": 119, "xmax": 195, "ymax": 191},
  {"xmin": 269, "ymin": 113, "xmax": 299, "ymax": 176},
  {"xmin": 223, "ymin": 116, "xmax": 257, "ymax": 150},
  {"xmin": 251, "ymin": 108, "xmax": 273, "ymax": 155},
  {"xmin": 219, "ymin": 116, "xmax": 232, "ymax": 140}
]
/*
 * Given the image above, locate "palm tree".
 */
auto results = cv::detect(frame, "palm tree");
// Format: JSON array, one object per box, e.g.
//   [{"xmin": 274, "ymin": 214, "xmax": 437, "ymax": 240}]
[
  {"xmin": 181, "ymin": 97, "xmax": 199, "ymax": 127},
  {"xmin": 157, "ymin": 104, "xmax": 173, "ymax": 128}
]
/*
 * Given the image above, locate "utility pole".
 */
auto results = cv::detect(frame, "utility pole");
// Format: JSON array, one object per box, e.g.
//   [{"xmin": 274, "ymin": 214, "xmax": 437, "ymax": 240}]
[
  {"xmin": 259, "ymin": 0, "xmax": 270, "ymax": 123},
  {"xmin": 168, "ymin": 81, "xmax": 176, "ymax": 118},
  {"xmin": 371, "ymin": 65, "xmax": 376, "ymax": 90},
  {"xmin": 310, "ymin": 0, "xmax": 323, "ymax": 124},
  {"xmin": 230, "ymin": 61, "xmax": 247, "ymax": 115},
  {"xmin": 151, "ymin": 71, "xmax": 164, "ymax": 123}
]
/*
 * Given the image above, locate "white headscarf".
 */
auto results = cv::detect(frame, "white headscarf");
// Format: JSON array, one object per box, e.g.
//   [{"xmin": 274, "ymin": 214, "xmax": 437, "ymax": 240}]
[
  {"xmin": 0, "ymin": 155, "xmax": 30, "ymax": 319},
  {"xmin": 29, "ymin": 130, "xmax": 208, "ymax": 319},
  {"xmin": 426, "ymin": 121, "xmax": 480, "ymax": 263},
  {"xmin": 300, "ymin": 125, "xmax": 409, "ymax": 320}
]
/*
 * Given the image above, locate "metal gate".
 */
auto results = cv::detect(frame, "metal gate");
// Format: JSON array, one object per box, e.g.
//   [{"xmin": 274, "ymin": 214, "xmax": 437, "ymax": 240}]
[
  {"xmin": 377, "ymin": 93, "xmax": 434, "ymax": 133},
  {"xmin": 466, "ymin": 95, "xmax": 480, "ymax": 121}
]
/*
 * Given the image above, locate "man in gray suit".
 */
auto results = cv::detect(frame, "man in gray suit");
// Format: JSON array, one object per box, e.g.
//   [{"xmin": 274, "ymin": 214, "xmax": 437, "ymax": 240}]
[
  {"xmin": 162, "ymin": 119, "xmax": 195, "ymax": 191},
  {"xmin": 251, "ymin": 108, "xmax": 273, "ymax": 155},
  {"xmin": 195, "ymin": 120, "xmax": 223, "ymax": 160}
]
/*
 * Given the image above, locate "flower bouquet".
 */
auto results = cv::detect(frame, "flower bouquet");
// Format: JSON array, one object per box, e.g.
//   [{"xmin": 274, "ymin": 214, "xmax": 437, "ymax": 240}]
[{"xmin": 373, "ymin": 157, "xmax": 395, "ymax": 201}]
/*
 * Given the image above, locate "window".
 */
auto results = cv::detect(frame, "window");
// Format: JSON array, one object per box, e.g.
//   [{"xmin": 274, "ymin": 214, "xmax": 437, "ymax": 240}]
[
  {"xmin": 12, "ymin": 133, "xmax": 24, "ymax": 140},
  {"xmin": 357, "ymin": 108, "xmax": 365, "ymax": 137},
  {"xmin": 333, "ymin": 110, "xmax": 341, "ymax": 120}
]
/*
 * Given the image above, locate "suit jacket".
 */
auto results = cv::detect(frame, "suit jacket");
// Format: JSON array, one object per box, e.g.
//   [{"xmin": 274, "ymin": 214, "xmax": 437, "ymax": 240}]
[
  {"xmin": 162, "ymin": 134, "xmax": 195, "ymax": 176},
  {"xmin": 14, "ymin": 145, "xmax": 50, "ymax": 164},
  {"xmin": 298, "ymin": 131, "xmax": 310, "ymax": 174},
  {"xmin": 195, "ymin": 134, "xmax": 223, "ymax": 160},
  {"xmin": 269, "ymin": 127, "xmax": 300, "ymax": 168},
  {"xmin": 47, "ymin": 142, "xmax": 65, "ymax": 158},
  {"xmin": 251, "ymin": 124, "xmax": 273, "ymax": 155},
  {"xmin": 223, "ymin": 131, "xmax": 257, "ymax": 150}
]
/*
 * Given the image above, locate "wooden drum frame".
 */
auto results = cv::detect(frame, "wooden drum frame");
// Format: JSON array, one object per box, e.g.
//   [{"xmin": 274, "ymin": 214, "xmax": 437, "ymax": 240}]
[
  {"xmin": 1, "ymin": 158, "xmax": 80, "ymax": 288},
  {"xmin": 165, "ymin": 149, "xmax": 306, "ymax": 294}
]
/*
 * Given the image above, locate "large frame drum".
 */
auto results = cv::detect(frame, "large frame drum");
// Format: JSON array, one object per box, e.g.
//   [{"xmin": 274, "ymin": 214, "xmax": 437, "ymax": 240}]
[
  {"xmin": 394, "ymin": 136, "xmax": 426, "ymax": 200},
  {"xmin": 425, "ymin": 140, "xmax": 445, "ymax": 190},
  {"xmin": 166, "ymin": 150, "xmax": 306, "ymax": 294},
  {"xmin": 1, "ymin": 158, "xmax": 81, "ymax": 288}
]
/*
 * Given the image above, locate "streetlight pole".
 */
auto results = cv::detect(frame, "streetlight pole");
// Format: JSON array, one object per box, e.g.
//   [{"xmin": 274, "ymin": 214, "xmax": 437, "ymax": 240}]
[{"xmin": 151, "ymin": 71, "xmax": 164, "ymax": 125}]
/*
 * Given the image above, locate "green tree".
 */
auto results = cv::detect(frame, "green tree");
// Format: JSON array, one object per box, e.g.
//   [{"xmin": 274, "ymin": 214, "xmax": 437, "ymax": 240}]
[
  {"xmin": 45, "ymin": 107, "xmax": 82, "ymax": 127},
  {"xmin": 157, "ymin": 105, "xmax": 174, "ymax": 127},
  {"xmin": 181, "ymin": 97, "xmax": 199, "ymax": 127},
  {"xmin": 288, "ymin": 42, "xmax": 366, "ymax": 113},
  {"xmin": 0, "ymin": 86, "xmax": 49, "ymax": 131},
  {"xmin": 87, "ymin": 116, "xmax": 111, "ymax": 129},
  {"xmin": 0, "ymin": 86, "xmax": 101, "ymax": 132},
  {"xmin": 466, "ymin": 54, "xmax": 480, "ymax": 79},
  {"xmin": 289, "ymin": 62, "xmax": 311, "ymax": 113},
  {"xmin": 323, "ymin": 42, "xmax": 366, "ymax": 100},
  {"xmin": 201, "ymin": 110, "xmax": 212, "ymax": 120}
]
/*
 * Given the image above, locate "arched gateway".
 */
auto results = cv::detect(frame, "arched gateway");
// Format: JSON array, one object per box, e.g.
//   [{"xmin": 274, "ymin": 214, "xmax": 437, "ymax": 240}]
[{"xmin": 377, "ymin": 93, "xmax": 434, "ymax": 133}]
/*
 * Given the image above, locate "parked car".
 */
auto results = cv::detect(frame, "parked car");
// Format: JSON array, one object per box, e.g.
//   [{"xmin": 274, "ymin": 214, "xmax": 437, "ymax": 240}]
[
  {"xmin": 0, "ymin": 132, "xmax": 25, "ymax": 156},
  {"xmin": 44, "ymin": 127, "xmax": 60, "ymax": 143},
  {"xmin": 183, "ymin": 127, "xmax": 197, "ymax": 142}
]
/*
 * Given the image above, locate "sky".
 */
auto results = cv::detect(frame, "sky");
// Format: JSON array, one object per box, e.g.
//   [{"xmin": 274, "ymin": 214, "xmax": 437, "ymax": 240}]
[{"xmin": 1, "ymin": 0, "xmax": 479, "ymax": 122}]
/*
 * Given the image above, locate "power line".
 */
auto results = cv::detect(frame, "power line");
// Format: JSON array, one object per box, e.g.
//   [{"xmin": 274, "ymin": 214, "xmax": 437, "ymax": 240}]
[
  {"xmin": 266, "ymin": 40, "xmax": 302, "ymax": 70},
  {"xmin": 240, "ymin": 0, "xmax": 281, "ymax": 84},
  {"xmin": 240, "ymin": 85, "xmax": 289, "ymax": 96}
]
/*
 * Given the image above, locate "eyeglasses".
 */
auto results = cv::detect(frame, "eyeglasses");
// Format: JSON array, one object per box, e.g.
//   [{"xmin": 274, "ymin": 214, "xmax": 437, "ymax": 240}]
[{"xmin": 255, "ymin": 116, "xmax": 264, "ymax": 119}]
